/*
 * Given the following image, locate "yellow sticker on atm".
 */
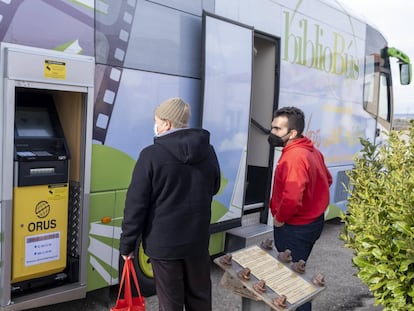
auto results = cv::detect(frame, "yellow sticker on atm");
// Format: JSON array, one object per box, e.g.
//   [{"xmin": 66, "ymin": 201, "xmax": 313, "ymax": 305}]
[
  {"xmin": 47, "ymin": 185, "xmax": 68, "ymax": 200},
  {"xmin": 44, "ymin": 60, "xmax": 66, "ymax": 79}
]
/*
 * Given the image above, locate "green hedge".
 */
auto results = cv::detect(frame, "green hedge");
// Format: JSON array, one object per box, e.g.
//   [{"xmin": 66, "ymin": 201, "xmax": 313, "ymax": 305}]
[{"xmin": 341, "ymin": 121, "xmax": 414, "ymax": 311}]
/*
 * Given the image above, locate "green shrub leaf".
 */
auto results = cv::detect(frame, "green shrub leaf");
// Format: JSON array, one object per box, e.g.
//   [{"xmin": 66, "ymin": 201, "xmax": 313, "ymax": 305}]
[{"xmin": 341, "ymin": 126, "xmax": 414, "ymax": 309}]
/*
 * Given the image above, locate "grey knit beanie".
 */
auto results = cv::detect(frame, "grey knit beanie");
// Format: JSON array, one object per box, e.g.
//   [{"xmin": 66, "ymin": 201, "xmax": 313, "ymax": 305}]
[{"xmin": 155, "ymin": 97, "xmax": 191, "ymax": 128}]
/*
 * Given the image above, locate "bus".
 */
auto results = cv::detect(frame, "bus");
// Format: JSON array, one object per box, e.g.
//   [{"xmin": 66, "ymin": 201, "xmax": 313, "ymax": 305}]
[{"xmin": 0, "ymin": 0, "xmax": 411, "ymax": 309}]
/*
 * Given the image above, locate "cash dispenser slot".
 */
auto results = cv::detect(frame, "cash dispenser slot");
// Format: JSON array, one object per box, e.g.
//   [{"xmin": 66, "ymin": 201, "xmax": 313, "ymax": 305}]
[{"xmin": 16, "ymin": 159, "xmax": 68, "ymax": 186}]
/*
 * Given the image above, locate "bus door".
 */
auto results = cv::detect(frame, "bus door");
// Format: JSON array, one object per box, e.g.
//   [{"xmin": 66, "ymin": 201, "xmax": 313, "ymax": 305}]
[
  {"xmin": 248, "ymin": 33, "xmax": 279, "ymax": 225},
  {"xmin": 201, "ymin": 12, "xmax": 278, "ymax": 248}
]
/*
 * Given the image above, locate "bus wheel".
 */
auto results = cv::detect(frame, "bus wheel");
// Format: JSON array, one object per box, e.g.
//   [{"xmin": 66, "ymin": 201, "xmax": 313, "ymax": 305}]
[{"xmin": 132, "ymin": 237, "xmax": 156, "ymax": 297}]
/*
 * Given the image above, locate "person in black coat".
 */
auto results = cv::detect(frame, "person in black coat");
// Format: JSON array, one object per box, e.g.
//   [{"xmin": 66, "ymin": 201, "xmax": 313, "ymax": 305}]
[{"xmin": 120, "ymin": 97, "xmax": 221, "ymax": 311}]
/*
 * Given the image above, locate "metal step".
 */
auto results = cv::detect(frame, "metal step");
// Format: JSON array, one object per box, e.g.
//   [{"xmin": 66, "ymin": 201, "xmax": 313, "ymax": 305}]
[{"xmin": 224, "ymin": 223, "xmax": 274, "ymax": 253}]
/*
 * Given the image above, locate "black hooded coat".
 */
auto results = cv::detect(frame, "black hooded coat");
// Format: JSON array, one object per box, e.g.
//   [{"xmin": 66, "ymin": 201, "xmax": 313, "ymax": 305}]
[{"xmin": 120, "ymin": 128, "xmax": 221, "ymax": 259}]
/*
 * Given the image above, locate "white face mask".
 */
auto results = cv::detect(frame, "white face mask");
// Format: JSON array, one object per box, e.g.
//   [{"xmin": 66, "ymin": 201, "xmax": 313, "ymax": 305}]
[{"xmin": 153, "ymin": 123, "xmax": 159, "ymax": 136}]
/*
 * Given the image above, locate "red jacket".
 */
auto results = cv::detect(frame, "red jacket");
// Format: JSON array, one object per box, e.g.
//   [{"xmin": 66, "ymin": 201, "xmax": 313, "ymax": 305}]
[{"xmin": 269, "ymin": 136, "xmax": 332, "ymax": 225}]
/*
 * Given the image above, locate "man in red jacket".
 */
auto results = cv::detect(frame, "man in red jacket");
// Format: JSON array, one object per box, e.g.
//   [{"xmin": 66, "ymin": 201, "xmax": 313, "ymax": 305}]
[{"xmin": 268, "ymin": 106, "xmax": 332, "ymax": 311}]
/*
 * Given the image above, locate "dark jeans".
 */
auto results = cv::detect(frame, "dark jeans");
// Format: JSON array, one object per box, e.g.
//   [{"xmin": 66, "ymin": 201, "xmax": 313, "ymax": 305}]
[
  {"xmin": 151, "ymin": 254, "xmax": 212, "ymax": 311},
  {"xmin": 273, "ymin": 214, "xmax": 325, "ymax": 311}
]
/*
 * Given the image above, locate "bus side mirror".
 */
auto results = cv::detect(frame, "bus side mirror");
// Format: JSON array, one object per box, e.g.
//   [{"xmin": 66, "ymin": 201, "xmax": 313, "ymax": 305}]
[{"xmin": 400, "ymin": 63, "xmax": 412, "ymax": 85}]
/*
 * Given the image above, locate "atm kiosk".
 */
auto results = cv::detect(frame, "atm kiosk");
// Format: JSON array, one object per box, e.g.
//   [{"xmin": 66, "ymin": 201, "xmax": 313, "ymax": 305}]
[
  {"xmin": 0, "ymin": 43, "xmax": 95, "ymax": 310},
  {"xmin": 12, "ymin": 92, "xmax": 70, "ymax": 288}
]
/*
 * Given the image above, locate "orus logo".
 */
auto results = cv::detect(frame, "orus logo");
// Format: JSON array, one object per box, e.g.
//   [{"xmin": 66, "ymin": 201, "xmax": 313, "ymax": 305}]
[{"xmin": 27, "ymin": 200, "xmax": 57, "ymax": 232}]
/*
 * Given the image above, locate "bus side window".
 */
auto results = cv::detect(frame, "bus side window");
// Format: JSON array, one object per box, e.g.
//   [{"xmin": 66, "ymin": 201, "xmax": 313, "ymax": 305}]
[
  {"xmin": 378, "ymin": 73, "xmax": 390, "ymax": 121},
  {"xmin": 363, "ymin": 54, "xmax": 378, "ymax": 116}
]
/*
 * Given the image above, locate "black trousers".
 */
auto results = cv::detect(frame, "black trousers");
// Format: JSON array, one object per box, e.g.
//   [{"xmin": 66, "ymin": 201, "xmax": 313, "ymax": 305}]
[{"xmin": 151, "ymin": 254, "xmax": 212, "ymax": 311}]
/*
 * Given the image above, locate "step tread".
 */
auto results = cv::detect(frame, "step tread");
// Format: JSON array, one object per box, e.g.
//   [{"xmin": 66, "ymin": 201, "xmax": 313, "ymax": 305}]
[{"xmin": 226, "ymin": 223, "xmax": 273, "ymax": 238}]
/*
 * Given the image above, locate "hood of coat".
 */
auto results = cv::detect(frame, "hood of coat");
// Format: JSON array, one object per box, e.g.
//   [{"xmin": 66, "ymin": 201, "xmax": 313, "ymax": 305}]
[
  {"xmin": 283, "ymin": 136, "xmax": 315, "ymax": 153},
  {"xmin": 154, "ymin": 128, "xmax": 212, "ymax": 164}
]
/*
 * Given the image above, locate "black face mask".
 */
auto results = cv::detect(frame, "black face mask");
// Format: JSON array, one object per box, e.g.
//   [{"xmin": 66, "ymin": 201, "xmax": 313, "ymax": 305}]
[{"xmin": 268, "ymin": 131, "xmax": 291, "ymax": 147}]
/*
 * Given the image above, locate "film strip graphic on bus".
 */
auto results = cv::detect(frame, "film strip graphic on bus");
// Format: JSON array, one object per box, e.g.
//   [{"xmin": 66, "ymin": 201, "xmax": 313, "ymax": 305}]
[
  {"xmin": 88, "ymin": 0, "xmax": 139, "ymax": 289},
  {"xmin": 0, "ymin": 0, "xmax": 94, "ymax": 55},
  {"xmin": 93, "ymin": 1, "xmax": 137, "ymax": 144}
]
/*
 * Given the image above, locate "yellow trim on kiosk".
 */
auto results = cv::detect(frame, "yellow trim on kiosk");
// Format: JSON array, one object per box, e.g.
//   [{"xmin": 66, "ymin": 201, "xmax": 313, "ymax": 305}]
[{"xmin": 12, "ymin": 184, "xmax": 68, "ymax": 283}]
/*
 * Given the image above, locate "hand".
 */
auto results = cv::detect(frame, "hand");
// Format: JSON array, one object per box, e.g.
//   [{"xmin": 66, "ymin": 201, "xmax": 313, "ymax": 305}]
[
  {"xmin": 122, "ymin": 252, "xmax": 134, "ymax": 260},
  {"xmin": 273, "ymin": 217, "xmax": 285, "ymax": 227}
]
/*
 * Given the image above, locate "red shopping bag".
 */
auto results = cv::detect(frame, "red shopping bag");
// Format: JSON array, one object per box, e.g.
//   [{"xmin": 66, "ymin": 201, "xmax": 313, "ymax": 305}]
[{"xmin": 110, "ymin": 258, "xmax": 146, "ymax": 311}]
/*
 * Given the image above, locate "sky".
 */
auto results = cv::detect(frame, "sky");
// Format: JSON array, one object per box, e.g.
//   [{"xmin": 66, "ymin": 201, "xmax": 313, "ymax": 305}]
[{"xmin": 339, "ymin": 0, "xmax": 414, "ymax": 114}]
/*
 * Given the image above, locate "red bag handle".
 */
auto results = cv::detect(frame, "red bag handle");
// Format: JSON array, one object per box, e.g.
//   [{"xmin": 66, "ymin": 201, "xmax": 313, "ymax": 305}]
[
  {"xmin": 116, "ymin": 258, "xmax": 129, "ymax": 305},
  {"xmin": 128, "ymin": 258, "xmax": 143, "ymax": 298},
  {"xmin": 116, "ymin": 258, "xmax": 143, "ymax": 306}
]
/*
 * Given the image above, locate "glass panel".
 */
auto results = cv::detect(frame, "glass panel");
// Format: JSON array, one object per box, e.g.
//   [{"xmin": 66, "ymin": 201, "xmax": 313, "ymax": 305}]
[
  {"xmin": 363, "ymin": 55, "xmax": 378, "ymax": 115},
  {"xmin": 378, "ymin": 74, "xmax": 389, "ymax": 121},
  {"xmin": 202, "ymin": 15, "xmax": 253, "ymax": 222},
  {"xmin": 15, "ymin": 107, "xmax": 56, "ymax": 137}
]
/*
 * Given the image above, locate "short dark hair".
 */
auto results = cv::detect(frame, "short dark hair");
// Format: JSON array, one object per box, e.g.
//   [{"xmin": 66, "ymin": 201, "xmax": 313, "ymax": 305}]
[{"xmin": 274, "ymin": 106, "xmax": 305, "ymax": 136}]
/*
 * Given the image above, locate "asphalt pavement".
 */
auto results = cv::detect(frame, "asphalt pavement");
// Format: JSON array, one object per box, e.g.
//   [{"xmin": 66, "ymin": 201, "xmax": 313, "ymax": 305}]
[{"xmin": 31, "ymin": 218, "xmax": 383, "ymax": 311}]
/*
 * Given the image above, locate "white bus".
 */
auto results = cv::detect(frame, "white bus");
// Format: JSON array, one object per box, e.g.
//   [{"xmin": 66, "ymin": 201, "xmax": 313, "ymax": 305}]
[{"xmin": 0, "ymin": 0, "xmax": 410, "ymax": 309}]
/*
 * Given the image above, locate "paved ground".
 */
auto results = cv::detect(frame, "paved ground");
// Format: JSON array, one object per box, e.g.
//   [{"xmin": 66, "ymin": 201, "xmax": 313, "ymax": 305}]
[{"xmin": 32, "ymin": 218, "xmax": 383, "ymax": 311}]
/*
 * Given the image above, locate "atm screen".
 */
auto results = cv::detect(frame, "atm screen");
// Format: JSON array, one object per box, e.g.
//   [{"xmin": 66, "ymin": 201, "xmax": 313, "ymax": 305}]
[{"xmin": 15, "ymin": 107, "xmax": 56, "ymax": 137}]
